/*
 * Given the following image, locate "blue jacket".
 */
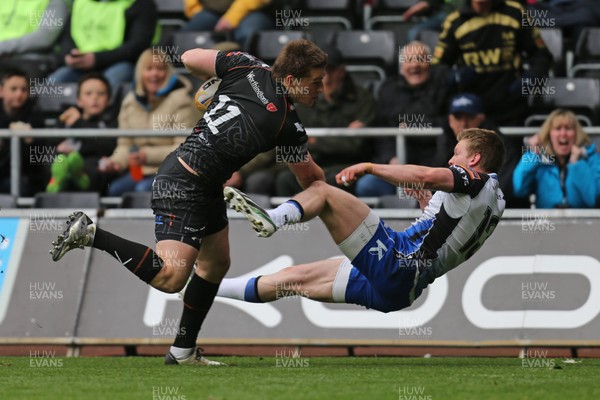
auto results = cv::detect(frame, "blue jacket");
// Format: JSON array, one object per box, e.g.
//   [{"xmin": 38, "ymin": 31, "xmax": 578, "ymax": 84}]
[{"xmin": 513, "ymin": 143, "xmax": 600, "ymax": 208}]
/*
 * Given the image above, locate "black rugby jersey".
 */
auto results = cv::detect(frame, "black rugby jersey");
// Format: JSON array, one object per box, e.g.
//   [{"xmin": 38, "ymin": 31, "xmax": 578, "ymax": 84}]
[{"xmin": 176, "ymin": 51, "xmax": 308, "ymax": 184}]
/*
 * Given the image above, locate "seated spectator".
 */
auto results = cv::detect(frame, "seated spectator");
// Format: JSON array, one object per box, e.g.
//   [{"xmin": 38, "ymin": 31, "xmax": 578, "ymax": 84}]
[
  {"xmin": 355, "ymin": 41, "xmax": 450, "ymax": 197},
  {"xmin": 182, "ymin": 0, "xmax": 273, "ymax": 50},
  {"xmin": 0, "ymin": 68, "xmax": 45, "ymax": 195},
  {"xmin": 48, "ymin": 0, "xmax": 157, "ymax": 91},
  {"xmin": 98, "ymin": 49, "xmax": 201, "ymax": 197},
  {"xmin": 46, "ymin": 73, "xmax": 117, "ymax": 194},
  {"xmin": 403, "ymin": 0, "xmax": 462, "ymax": 42},
  {"xmin": 432, "ymin": 93, "xmax": 528, "ymax": 207},
  {"xmin": 433, "ymin": 0, "xmax": 552, "ymax": 126},
  {"xmin": 513, "ymin": 109, "xmax": 600, "ymax": 208},
  {"xmin": 0, "ymin": 0, "xmax": 66, "ymax": 59},
  {"xmin": 275, "ymin": 45, "xmax": 377, "ymax": 196}
]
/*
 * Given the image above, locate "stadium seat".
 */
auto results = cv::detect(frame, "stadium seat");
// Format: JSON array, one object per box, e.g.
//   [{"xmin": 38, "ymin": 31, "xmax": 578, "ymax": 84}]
[
  {"xmin": 33, "ymin": 192, "xmax": 101, "ymax": 209},
  {"xmin": 0, "ymin": 54, "xmax": 58, "ymax": 79},
  {"xmin": 172, "ymin": 32, "xmax": 219, "ymax": 56},
  {"xmin": 246, "ymin": 31, "xmax": 309, "ymax": 65},
  {"xmin": 376, "ymin": 195, "xmax": 418, "ymax": 209},
  {"xmin": 539, "ymin": 28, "xmax": 565, "ymax": 76},
  {"xmin": 155, "ymin": 0, "xmax": 184, "ymax": 15},
  {"xmin": 369, "ymin": 19, "xmax": 419, "ymax": 48},
  {"xmin": 416, "ymin": 29, "xmax": 440, "ymax": 53},
  {"xmin": 33, "ymin": 82, "xmax": 79, "ymax": 127},
  {"xmin": 330, "ymin": 31, "xmax": 397, "ymax": 81},
  {"xmin": 302, "ymin": 0, "xmax": 355, "ymax": 32},
  {"xmin": 526, "ymin": 77, "xmax": 600, "ymax": 126},
  {"xmin": 120, "ymin": 192, "xmax": 152, "ymax": 209},
  {"xmin": 377, "ymin": 0, "xmax": 420, "ymax": 11},
  {"xmin": 112, "ymin": 82, "xmax": 133, "ymax": 107},
  {"xmin": 367, "ymin": 0, "xmax": 420, "ymax": 44},
  {"xmin": 0, "ymin": 194, "xmax": 17, "ymax": 209},
  {"xmin": 154, "ymin": 0, "xmax": 186, "ymax": 46},
  {"xmin": 569, "ymin": 28, "xmax": 600, "ymax": 78}
]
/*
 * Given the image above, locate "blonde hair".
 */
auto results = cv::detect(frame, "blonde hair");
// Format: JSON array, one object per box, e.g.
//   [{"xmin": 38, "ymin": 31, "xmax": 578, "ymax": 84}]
[
  {"xmin": 538, "ymin": 109, "xmax": 591, "ymax": 156},
  {"xmin": 456, "ymin": 128, "xmax": 506, "ymax": 173},
  {"xmin": 134, "ymin": 48, "xmax": 175, "ymax": 97}
]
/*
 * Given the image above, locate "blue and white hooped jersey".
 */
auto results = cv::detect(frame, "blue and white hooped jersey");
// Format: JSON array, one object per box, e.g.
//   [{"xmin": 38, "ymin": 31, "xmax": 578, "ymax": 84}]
[{"xmin": 406, "ymin": 165, "xmax": 505, "ymax": 293}]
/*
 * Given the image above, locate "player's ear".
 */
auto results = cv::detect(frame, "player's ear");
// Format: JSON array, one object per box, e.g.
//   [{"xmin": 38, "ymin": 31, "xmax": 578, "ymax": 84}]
[
  {"xmin": 282, "ymin": 74, "xmax": 296, "ymax": 88},
  {"xmin": 469, "ymin": 152, "xmax": 481, "ymax": 167}
]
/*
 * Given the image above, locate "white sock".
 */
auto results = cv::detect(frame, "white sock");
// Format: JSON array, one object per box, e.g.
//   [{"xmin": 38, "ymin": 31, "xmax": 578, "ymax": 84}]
[
  {"xmin": 170, "ymin": 346, "xmax": 194, "ymax": 359},
  {"xmin": 267, "ymin": 201, "xmax": 302, "ymax": 229},
  {"xmin": 216, "ymin": 277, "xmax": 249, "ymax": 301}
]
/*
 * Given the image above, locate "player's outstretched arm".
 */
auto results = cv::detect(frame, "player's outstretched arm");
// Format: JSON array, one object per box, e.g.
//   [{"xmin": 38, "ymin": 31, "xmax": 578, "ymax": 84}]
[
  {"xmin": 181, "ymin": 49, "xmax": 219, "ymax": 78},
  {"xmin": 337, "ymin": 163, "xmax": 455, "ymax": 192}
]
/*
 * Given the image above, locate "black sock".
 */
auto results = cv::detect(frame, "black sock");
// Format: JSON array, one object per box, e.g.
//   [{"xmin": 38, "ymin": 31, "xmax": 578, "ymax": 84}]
[
  {"xmin": 92, "ymin": 227, "xmax": 163, "ymax": 284},
  {"xmin": 173, "ymin": 274, "xmax": 219, "ymax": 349}
]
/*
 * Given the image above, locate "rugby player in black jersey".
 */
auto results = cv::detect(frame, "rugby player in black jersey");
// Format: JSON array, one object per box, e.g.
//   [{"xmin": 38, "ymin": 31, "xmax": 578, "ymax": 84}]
[{"xmin": 50, "ymin": 40, "xmax": 327, "ymax": 366}]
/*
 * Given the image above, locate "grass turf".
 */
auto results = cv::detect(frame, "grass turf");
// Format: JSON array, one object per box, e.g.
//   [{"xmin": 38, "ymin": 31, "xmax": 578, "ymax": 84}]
[{"xmin": 1, "ymin": 356, "xmax": 599, "ymax": 400}]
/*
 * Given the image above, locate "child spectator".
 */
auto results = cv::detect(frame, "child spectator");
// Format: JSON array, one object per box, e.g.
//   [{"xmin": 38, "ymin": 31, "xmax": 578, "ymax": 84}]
[
  {"xmin": 0, "ymin": 67, "xmax": 44, "ymax": 195},
  {"xmin": 513, "ymin": 109, "xmax": 600, "ymax": 208},
  {"xmin": 46, "ymin": 73, "xmax": 117, "ymax": 194},
  {"xmin": 98, "ymin": 49, "xmax": 201, "ymax": 196}
]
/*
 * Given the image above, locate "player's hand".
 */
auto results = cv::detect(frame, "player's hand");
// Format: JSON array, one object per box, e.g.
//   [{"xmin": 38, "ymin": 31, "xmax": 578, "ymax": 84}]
[
  {"xmin": 215, "ymin": 17, "xmax": 234, "ymax": 32},
  {"xmin": 336, "ymin": 163, "xmax": 373, "ymax": 186}
]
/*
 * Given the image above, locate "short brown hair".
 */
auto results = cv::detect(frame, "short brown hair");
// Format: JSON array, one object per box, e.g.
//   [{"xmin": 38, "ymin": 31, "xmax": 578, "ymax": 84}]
[
  {"xmin": 457, "ymin": 128, "xmax": 505, "ymax": 173},
  {"xmin": 272, "ymin": 39, "xmax": 327, "ymax": 80}
]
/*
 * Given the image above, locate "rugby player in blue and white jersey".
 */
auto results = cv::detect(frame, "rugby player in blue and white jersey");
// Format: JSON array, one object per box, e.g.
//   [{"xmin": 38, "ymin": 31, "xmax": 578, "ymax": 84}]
[{"xmin": 222, "ymin": 128, "xmax": 505, "ymax": 312}]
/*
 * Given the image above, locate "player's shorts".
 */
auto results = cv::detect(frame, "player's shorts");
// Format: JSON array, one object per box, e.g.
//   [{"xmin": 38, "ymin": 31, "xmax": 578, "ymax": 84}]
[
  {"xmin": 338, "ymin": 211, "xmax": 427, "ymax": 312},
  {"xmin": 151, "ymin": 152, "xmax": 228, "ymax": 249}
]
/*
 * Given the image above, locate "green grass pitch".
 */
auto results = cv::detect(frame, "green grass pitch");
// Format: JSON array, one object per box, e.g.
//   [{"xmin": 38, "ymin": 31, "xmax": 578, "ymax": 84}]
[{"xmin": 1, "ymin": 356, "xmax": 599, "ymax": 400}]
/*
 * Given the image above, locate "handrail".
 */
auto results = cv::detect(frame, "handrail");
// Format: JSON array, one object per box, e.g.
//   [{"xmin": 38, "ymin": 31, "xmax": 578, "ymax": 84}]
[{"xmin": 3, "ymin": 127, "xmax": 600, "ymax": 197}]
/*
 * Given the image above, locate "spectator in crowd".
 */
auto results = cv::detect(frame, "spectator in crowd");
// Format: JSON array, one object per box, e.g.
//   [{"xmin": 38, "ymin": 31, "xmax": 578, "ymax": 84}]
[
  {"xmin": 182, "ymin": 0, "xmax": 273, "ymax": 50},
  {"xmin": 402, "ymin": 0, "xmax": 463, "ymax": 42},
  {"xmin": 98, "ymin": 48, "xmax": 201, "ymax": 197},
  {"xmin": 0, "ymin": 0, "xmax": 66, "ymax": 59},
  {"xmin": 49, "ymin": 0, "xmax": 157, "ymax": 91},
  {"xmin": 0, "ymin": 68, "xmax": 45, "ymax": 195},
  {"xmin": 433, "ymin": 93, "xmax": 528, "ymax": 207},
  {"xmin": 513, "ymin": 109, "xmax": 600, "ymax": 208},
  {"xmin": 46, "ymin": 73, "xmax": 117, "ymax": 194},
  {"xmin": 355, "ymin": 41, "xmax": 450, "ymax": 197},
  {"xmin": 433, "ymin": 0, "xmax": 552, "ymax": 126},
  {"xmin": 275, "ymin": 45, "xmax": 377, "ymax": 196}
]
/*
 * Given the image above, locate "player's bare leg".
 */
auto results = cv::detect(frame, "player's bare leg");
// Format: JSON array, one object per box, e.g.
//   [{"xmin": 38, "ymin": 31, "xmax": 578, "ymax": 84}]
[
  {"xmin": 291, "ymin": 180, "xmax": 372, "ymax": 244},
  {"xmin": 226, "ymin": 180, "xmax": 373, "ymax": 245},
  {"xmin": 150, "ymin": 240, "xmax": 199, "ymax": 292},
  {"xmin": 258, "ymin": 258, "xmax": 341, "ymax": 302},
  {"xmin": 217, "ymin": 257, "xmax": 350, "ymax": 304}
]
